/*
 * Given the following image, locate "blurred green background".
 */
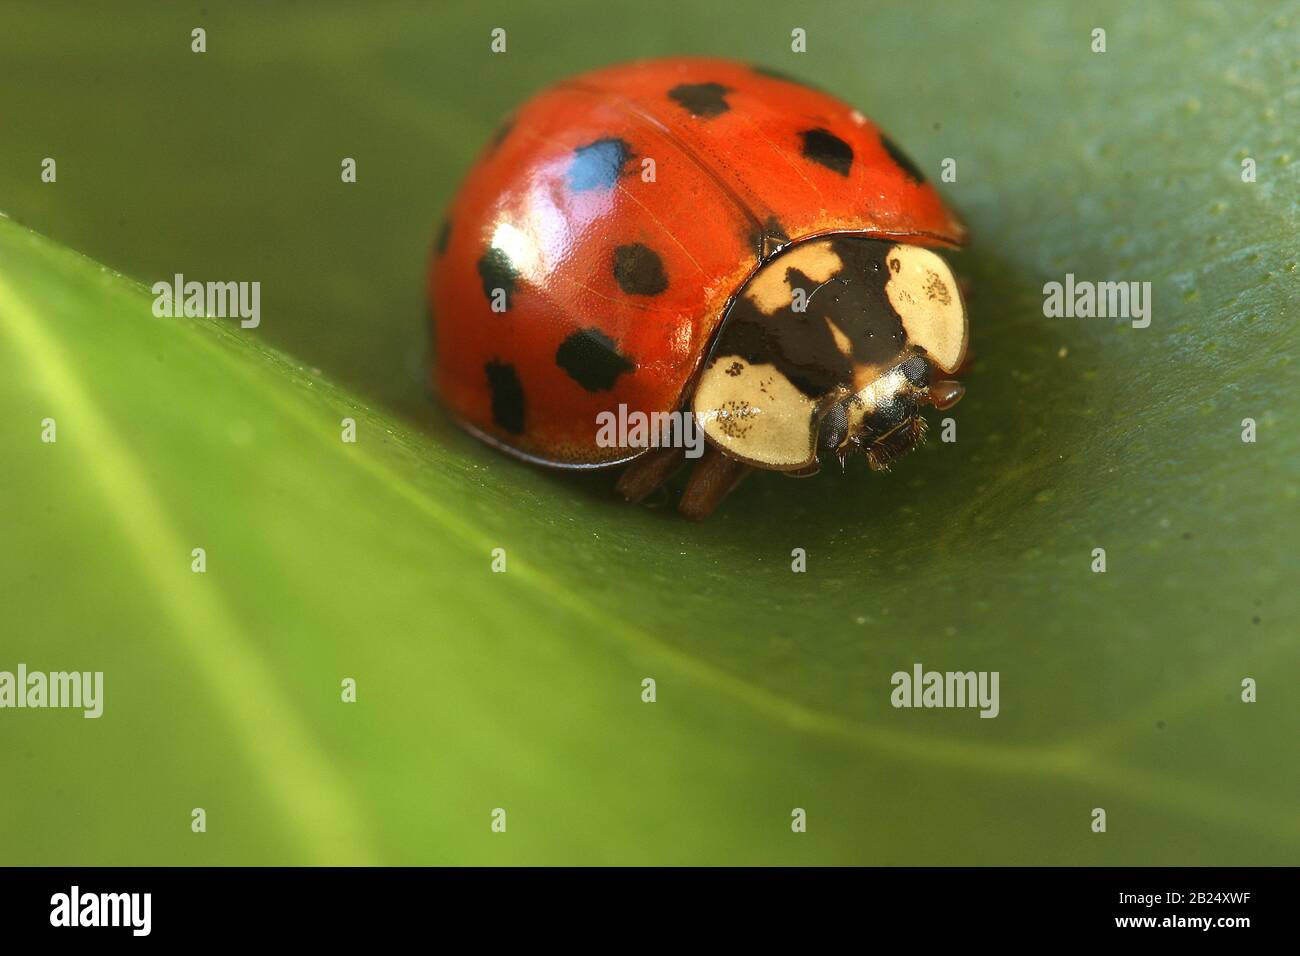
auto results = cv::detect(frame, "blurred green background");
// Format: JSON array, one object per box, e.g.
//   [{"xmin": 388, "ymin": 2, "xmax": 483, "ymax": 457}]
[{"xmin": 0, "ymin": 0, "xmax": 1296, "ymax": 864}]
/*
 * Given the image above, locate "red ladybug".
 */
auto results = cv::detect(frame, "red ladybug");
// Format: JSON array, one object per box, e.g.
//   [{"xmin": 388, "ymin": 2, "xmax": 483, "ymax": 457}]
[{"xmin": 430, "ymin": 57, "xmax": 969, "ymax": 518}]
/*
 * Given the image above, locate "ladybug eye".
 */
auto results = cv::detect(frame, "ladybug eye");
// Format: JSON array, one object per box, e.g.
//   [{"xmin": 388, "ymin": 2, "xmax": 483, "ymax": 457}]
[
  {"xmin": 901, "ymin": 354, "xmax": 931, "ymax": 388},
  {"xmin": 818, "ymin": 402, "xmax": 848, "ymax": 452}
]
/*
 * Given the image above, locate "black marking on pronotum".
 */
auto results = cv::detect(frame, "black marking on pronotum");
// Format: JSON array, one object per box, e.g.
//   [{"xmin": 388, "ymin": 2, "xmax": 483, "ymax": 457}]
[
  {"xmin": 712, "ymin": 236, "xmax": 908, "ymax": 399},
  {"xmin": 612, "ymin": 243, "xmax": 668, "ymax": 296},
  {"xmin": 880, "ymin": 134, "xmax": 926, "ymax": 184},
  {"xmin": 435, "ymin": 219, "xmax": 451, "ymax": 256},
  {"xmin": 800, "ymin": 128, "xmax": 854, "ymax": 177},
  {"xmin": 485, "ymin": 359, "xmax": 525, "ymax": 433},
  {"xmin": 567, "ymin": 137, "xmax": 632, "ymax": 191},
  {"xmin": 748, "ymin": 215, "xmax": 790, "ymax": 260},
  {"xmin": 477, "ymin": 246, "xmax": 518, "ymax": 308},
  {"xmin": 668, "ymin": 82, "xmax": 733, "ymax": 118},
  {"xmin": 555, "ymin": 328, "xmax": 635, "ymax": 392}
]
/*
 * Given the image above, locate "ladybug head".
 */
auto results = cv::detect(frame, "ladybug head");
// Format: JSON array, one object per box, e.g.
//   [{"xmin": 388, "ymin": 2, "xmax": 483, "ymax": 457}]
[
  {"xmin": 693, "ymin": 235, "xmax": 968, "ymax": 475},
  {"xmin": 816, "ymin": 353, "xmax": 947, "ymax": 471}
]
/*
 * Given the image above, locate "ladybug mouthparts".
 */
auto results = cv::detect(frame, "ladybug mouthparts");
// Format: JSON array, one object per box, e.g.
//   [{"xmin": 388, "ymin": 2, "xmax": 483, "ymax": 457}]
[{"xmin": 820, "ymin": 354, "xmax": 936, "ymax": 471}]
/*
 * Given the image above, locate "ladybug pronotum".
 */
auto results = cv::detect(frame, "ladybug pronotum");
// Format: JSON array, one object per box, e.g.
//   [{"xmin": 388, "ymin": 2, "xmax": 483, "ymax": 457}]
[{"xmin": 430, "ymin": 57, "xmax": 969, "ymax": 519}]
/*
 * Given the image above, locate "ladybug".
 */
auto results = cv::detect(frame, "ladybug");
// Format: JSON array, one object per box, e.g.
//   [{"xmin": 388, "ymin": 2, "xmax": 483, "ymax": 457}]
[{"xmin": 430, "ymin": 57, "xmax": 969, "ymax": 519}]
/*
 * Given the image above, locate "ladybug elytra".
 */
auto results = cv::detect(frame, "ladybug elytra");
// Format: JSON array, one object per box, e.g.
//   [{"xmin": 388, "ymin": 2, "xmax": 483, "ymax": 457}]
[{"xmin": 430, "ymin": 57, "xmax": 969, "ymax": 518}]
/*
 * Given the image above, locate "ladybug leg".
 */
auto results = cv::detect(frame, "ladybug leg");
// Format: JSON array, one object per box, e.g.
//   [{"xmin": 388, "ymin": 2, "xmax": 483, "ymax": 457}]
[
  {"xmin": 616, "ymin": 446, "xmax": 688, "ymax": 503},
  {"xmin": 928, "ymin": 379, "xmax": 965, "ymax": 411},
  {"xmin": 678, "ymin": 446, "xmax": 752, "ymax": 521}
]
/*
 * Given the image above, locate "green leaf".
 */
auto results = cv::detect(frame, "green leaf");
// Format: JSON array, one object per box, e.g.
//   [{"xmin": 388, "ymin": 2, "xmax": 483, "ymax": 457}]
[{"xmin": 0, "ymin": 0, "xmax": 1296, "ymax": 864}]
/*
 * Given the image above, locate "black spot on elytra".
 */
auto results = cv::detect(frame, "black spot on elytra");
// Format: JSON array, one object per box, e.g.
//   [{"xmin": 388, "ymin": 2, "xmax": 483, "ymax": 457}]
[
  {"xmin": 485, "ymin": 360, "xmax": 525, "ymax": 433},
  {"xmin": 477, "ymin": 246, "xmax": 517, "ymax": 308},
  {"xmin": 567, "ymin": 137, "xmax": 632, "ymax": 191},
  {"xmin": 489, "ymin": 119, "xmax": 514, "ymax": 152},
  {"xmin": 555, "ymin": 328, "xmax": 635, "ymax": 392},
  {"xmin": 880, "ymin": 134, "xmax": 925, "ymax": 183},
  {"xmin": 749, "ymin": 215, "xmax": 790, "ymax": 260},
  {"xmin": 435, "ymin": 219, "xmax": 451, "ymax": 256},
  {"xmin": 800, "ymin": 128, "xmax": 854, "ymax": 176},
  {"xmin": 668, "ymin": 82, "xmax": 733, "ymax": 118},
  {"xmin": 750, "ymin": 64, "xmax": 823, "ymax": 92},
  {"xmin": 712, "ymin": 236, "xmax": 908, "ymax": 399},
  {"xmin": 612, "ymin": 243, "xmax": 668, "ymax": 295}
]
